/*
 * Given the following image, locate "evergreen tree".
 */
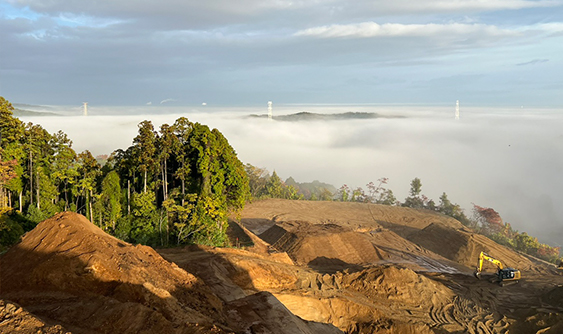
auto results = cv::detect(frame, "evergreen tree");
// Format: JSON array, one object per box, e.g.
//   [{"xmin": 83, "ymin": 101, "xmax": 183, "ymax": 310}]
[
  {"xmin": 77, "ymin": 150, "xmax": 100, "ymax": 221},
  {"xmin": 100, "ymin": 171, "xmax": 122, "ymax": 231},
  {"xmin": 265, "ymin": 171, "xmax": 284, "ymax": 198},
  {"xmin": 133, "ymin": 120, "xmax": 157, "ymax": 193}
]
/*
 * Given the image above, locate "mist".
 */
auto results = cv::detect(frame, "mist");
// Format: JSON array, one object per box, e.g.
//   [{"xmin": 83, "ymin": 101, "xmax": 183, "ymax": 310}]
[{"xmin": 20, "ymin": 104, "xmax": 563, "ymax": 247}]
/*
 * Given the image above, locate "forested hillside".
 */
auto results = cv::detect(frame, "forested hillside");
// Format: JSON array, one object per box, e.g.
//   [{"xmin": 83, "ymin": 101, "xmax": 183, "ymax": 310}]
[{"xmin": 0, "ymin": 97, "xmax": 249, "ymax": 249}]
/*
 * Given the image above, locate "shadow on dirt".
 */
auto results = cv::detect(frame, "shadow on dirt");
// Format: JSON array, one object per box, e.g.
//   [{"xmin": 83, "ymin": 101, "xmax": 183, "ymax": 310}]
[
  {"xmin": 307, "ymin": 257, "xmax": 364, "ymax": 275},
  {"xmin": 0, "ymin": 245, "xmax": 228, "ymax": 333}
]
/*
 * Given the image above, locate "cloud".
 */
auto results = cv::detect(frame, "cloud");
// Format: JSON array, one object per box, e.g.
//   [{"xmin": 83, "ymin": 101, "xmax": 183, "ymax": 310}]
[
  {"xmin": 377, "ymin": 0, "xmax": 560, "ymax": 12},
  {"xmin": 294, "ymin": 22, "xmax": 519, "ymax": 39}
]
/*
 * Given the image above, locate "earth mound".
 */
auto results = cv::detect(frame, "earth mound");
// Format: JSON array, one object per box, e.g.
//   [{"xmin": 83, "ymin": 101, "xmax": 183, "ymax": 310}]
[
  {"xmin": 0, "ymin": 212, "xmax": 226, "ymax": 333},
  {"xmin": 408, "ymin": 223, "xmax": 534, "ymax": 271},
  {"xmin": 1, "ymin": 211, "xmax": 344, "ymax": 334},
  {"xmin": 259, "ymin": 221, "xmax": 387, "ymax": 272},
  {"xmin": 0, "ymin": 300, "xmax": 70, "ymax": 334}
]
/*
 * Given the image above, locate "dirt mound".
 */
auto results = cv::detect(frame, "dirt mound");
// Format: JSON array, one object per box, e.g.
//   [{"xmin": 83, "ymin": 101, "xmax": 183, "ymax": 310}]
[
  {"xmin": 241, "ymin": 199, "xmax": 464, "ymax": 235},
  {"xmin": 225, "ymin": 291, "xmax": 342, "ymax": 334},
  {"xmin": 343, "ymin": 266, "xmax": 453, "ymax": 308},
  {"xmin": 1, "ymin": 212, "xmax": 344, "ymax": 333},
  {"xmin": 0, "ymin": 299, "xmax": 71, "ymax": 334},
  {"xmin": 259, "ymin": 221, "xmax": 387, "ymax": 271},
  {"xmin": 241, "ymin": 199, "xmax": 472, "ymax": 274},
  {"xmin": 0, "ymin": 212, "xmax": 230, "ymax": 333},
  {"xmin": 408, "ymin": 223, "xmax": 533, "ymax": 271}
]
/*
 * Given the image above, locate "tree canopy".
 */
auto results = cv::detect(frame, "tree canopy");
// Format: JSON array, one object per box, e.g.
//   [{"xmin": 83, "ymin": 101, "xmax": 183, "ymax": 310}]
[{"xmin": 0, "ymin": 96, "xmax": 249, "ymax": 249}]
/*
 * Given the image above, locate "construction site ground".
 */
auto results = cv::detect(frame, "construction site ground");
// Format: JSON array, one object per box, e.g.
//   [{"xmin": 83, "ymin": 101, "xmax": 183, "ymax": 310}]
[{"xmin": 2, "ymin": 198, "xmax": 563, "ymax": 333}]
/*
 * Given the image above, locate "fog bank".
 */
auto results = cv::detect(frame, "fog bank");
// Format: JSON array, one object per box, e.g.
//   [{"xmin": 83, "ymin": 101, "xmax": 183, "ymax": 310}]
[{"xmin": 21, "ymin": 105, "xmax": 563, "ymax": 247}]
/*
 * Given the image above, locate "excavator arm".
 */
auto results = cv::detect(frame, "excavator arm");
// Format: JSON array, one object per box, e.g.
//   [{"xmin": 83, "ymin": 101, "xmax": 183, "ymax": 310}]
[{"xmin": 476, "ymin": 251, "xmax": 503, "ymax": 274}]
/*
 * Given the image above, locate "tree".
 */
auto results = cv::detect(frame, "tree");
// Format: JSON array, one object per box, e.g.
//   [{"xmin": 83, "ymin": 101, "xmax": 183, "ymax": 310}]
[
  {"xmin": 185, "ymin": 124, "xmax": 249, "ymax": 245},
  {"xmin": 100, "ymin": 171, "xmax": 122, "ymax": 231},
  {"xmin": 473, "ymin": 204, "xmax": 504, "ymax": 235},
  {"xmin": 172, "ymin": 117, "xmax": 193, "ymax": 205},
  {"xmin": 438, "ymin": 192, "xmax": 470, "ymax": 225},
  {"xmin": 336, "ymin": 184, "xmax": 351, "ymax": 202},
  {"xmin": 319, "ymin": 188, "xmax": 333, "ymax": 201},
  {"xmin": 157, "ymin": 123, "xmax": 178, "ymax": 202},
  {"xmin": 133, "ymin": 120, "xmax": 157, "ymax": 193},
  {"xmin": 378, "ymin": 189, "xmax": 397, "ymax": 205},
  {"xmin": 77, "ymin": 150, "xmax": 100, "ymax": 221},
  {"xmin": 245, "ymin": 163, "xmax": 269, "ymax": 198},
  {"xmin": 403, "ymin": 178, "xmax": 424, "ymax": 209},
  {"xmin": 0, "ymin": 156, "xmax": 17, "ymax": 208},
  {"xmin": 351, "ymin": 187, "xmax": 366, "ymax": 202},
  {"xmin": 409, "ymin": 177, "xmax": 422, "ymax": 197},
  {"xmin": 513, "ymin": 232, "xmax": 539, "ymax": 254},
  {"xmin": 0, "ymin": 98, "xmax": 26, "ymax": 210},
  {"xmin": 50, "ymin": 131, "xmax": 78, "ymax": 211},
  {"xmin": 129, "ymin": 191, "xmax": 158, "ymax": 245},
  {"xmin": 265, "ymin": 171, "xmax": 284, "ymax": 198}
]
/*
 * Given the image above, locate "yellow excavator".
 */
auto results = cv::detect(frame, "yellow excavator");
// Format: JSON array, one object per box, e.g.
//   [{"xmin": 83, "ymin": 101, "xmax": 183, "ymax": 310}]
[{"xmin": 474, "ymin": 251, "xmax": 521, "ymax": 286}]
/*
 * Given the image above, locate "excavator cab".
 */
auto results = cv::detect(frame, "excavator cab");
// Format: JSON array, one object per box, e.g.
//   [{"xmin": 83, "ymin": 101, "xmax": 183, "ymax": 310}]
[{"xmin": 474, "ymin": 251, "xmax": 520, "ymax": 286}]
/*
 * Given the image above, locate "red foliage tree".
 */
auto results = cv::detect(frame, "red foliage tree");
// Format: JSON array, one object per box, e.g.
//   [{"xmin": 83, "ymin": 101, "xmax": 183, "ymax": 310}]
[{"xmin": 473, "ymin": 204, "xmax": 504, "ymax": 235}]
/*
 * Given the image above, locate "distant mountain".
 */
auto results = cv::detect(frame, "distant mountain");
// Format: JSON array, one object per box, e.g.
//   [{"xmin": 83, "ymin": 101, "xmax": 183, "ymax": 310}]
[
  {"xmin": 248, "ymin": 111, "xmax": 404, "ymax": 121},
  {"xmin": 13, "ymin": 108, "xmax": 59, "ymax": 116},
  {"xmin": 285, "ymin": 177, "xmax": 336, "ymax": 200}
]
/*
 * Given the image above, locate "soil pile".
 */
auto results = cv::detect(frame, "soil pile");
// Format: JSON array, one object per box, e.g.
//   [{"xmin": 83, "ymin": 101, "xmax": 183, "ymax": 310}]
[
  {"xmin": 408, "ymin": 223, "xmax": 534, "ymax": 271},
  {"xmin": 259, "ymin": 221, "xmax": 387, "ymax": 272},
  {"xmin": 0, "ymin": 212, "xmax": 227, "ymax": 333},
  {"xmin": 1, "ymin": 212, "xmax": 344, "ymax": 334},
  {"xmin": 0, "ymin": 300, "xmax": 70, "ymax": 334},
  {"xmin": 241, "ymin": 199, "xmax": 463, "ymax": 235}
]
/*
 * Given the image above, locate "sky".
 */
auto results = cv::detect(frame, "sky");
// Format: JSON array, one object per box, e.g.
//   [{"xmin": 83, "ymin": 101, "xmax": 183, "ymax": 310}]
[{"xmin": 1, "ymin": 0, "xmax": 563, "ymax": 106}]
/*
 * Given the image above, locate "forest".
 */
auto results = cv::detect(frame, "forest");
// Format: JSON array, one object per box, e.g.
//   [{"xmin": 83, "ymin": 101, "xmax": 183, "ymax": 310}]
[
  {"xmin": 0, "ymin": 95, "xmax": 559, "ymax": 263},
  {"xmin": 0, "ymin": 96, "xmax": 249, "ymax": 249}
]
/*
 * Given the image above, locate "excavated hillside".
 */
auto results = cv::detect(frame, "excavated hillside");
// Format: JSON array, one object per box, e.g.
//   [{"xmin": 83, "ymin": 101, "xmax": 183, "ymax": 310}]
[
  {"xmin": 235, "ymin": 199, "xmax": 563, "ymax": 333},
  {"xmin": 2, "ymin": 200, "xmax": 563, "ymax": 334},
  {"xmin": 0, "ymin": 212, "xmax": 339, "ymax": 334}
]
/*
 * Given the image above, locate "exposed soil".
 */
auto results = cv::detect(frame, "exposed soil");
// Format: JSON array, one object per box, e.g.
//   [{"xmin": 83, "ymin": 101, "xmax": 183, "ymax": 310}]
[{"xmin": 2, "ymin": 199, "xmax": 563, "ymax": 333}]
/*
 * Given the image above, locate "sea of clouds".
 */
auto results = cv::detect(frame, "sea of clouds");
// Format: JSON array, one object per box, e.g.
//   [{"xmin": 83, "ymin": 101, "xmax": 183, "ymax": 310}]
[{"xmin": 20, "ymin": 104, "xmax": 563, "ymax": 247}]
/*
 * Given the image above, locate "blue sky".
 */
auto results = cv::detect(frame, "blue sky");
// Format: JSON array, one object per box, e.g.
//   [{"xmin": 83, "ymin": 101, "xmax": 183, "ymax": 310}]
[{"xmin": 1, "ymin": 0, "xmax": 562, "ymax": 106}]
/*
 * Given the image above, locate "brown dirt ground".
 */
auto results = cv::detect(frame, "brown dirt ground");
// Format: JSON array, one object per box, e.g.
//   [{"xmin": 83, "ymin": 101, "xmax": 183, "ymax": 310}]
[
  {"xmin": 235, "ymin": 199, "xmax": 563, "ymax": 333},
  {"xmin": 2, "ymin": 199, "xmax": 563, "ymax": 334}
]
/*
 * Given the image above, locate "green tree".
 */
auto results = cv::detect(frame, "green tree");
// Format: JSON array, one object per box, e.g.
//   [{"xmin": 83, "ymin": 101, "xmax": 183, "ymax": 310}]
[
  {"xmin": 172, "ymin": 117, "xmax": 192, "ymax": 205},
  {"xmin": 379, "ymin": 189, "xmax": 397, "ymax": 206},
  {"xmin": 245, "ymin": 163, "xmax": 269, "ymax": 199},
  {"xmin": 157, "ymin": 123, "xmax": 178, "ymax": 202},
  {"xmin": 77, "ymin": 150, "xmax": 100, "ymax": 221},
  {"xmin": 409, "ymin": 177, "xmax": 422, "ymax": 197},
  {"xmin": 265, "ymin": 171, "xmax": 284, "ymax": 198},
  {"xmin": 100, "ymin": 171, "xmax": 122, "ymax": 231},
  {"xmin": 403, "ymin": 178, "xmax": 424, "ymax": 208},
  {"xmin": 336, "ymin": 184, "xmax": 351, "ymax": 202},
  {"xmin": 185, "ymin": 124, "xmax": 249, "ymax": 245},
  {"xmin": 514, "ymin": 232, "xmax": 539, "ymax": 254},
  {"xmin": 133, "ymin": 120, "xmax": 157, "ymax": 193},
  {"xmin": 50, "ymin": 131, "xmax": 78, "ymax": 211},
  {"xmin": 319, "ymin": 188, "xmax": 334, "ymax": 201},
  {"xmin": 129, "ymin": 191, "xmax": 158, "ymax": 245}
]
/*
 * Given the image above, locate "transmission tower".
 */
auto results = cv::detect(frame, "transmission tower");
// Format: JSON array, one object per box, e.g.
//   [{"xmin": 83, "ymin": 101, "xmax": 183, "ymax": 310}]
[{"xmin": 268, "ymin": 101, "xmax": 273, "ymax": 120}]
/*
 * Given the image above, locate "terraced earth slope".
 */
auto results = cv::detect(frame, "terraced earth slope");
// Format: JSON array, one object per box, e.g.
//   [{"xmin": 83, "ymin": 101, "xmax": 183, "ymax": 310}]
[{"xmin": 2, "ymin": 199, "xmax": 563, "ymax": 333}]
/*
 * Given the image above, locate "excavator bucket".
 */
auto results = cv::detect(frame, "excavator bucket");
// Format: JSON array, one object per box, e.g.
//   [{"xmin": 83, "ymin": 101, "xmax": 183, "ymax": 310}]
[{"xmin": 474, "ymin": 270, "xmax": 481, "ymax": 279}]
